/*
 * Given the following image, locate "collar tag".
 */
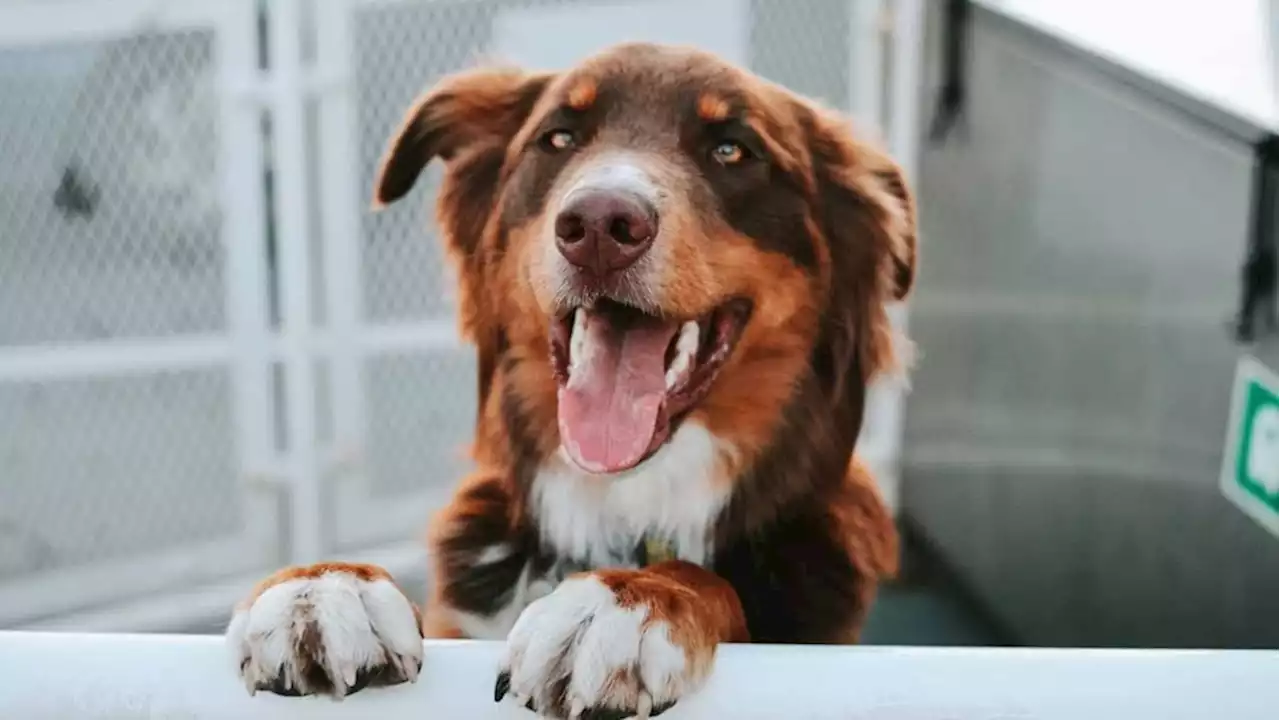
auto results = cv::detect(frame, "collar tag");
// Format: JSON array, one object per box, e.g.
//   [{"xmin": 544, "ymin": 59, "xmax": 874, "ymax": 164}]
[{"xmin": 640, "ymin": 537, "xmax": 677, "ymax": 566}]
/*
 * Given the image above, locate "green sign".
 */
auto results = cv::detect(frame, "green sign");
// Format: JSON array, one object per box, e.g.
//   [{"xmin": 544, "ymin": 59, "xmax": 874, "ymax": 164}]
[{"xmin": 1219, "ymin": 356, "xmax": 1279, "ymax": 535}]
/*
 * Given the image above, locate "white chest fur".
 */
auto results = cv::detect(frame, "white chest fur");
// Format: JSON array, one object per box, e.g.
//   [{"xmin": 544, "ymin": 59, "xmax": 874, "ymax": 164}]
[{"xmin": 530, "ymin": 422, "xmax": 733, "ymax": 568}]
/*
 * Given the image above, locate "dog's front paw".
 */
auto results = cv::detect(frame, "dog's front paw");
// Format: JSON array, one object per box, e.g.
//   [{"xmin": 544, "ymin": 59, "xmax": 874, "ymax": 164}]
[
  {"xmin": 226, "ymin": 563, "xmax": 423, "ymax": 699},
  {"xmin": 496, "ymin": 571, "xmax": 718, "ymax": 719}
]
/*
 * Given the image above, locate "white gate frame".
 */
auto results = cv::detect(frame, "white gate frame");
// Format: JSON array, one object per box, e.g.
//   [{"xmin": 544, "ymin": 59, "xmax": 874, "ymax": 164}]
[
  {"xmin": 845, "ymin": 0, "xmax": 925, "ymax": 514},
  {"xmin": 293, "ymin": 0, "xmax": 467, "ymax": 556},
  {"xmin": 0, "ymin": 0, "xmax": 279, "ymax": 626},
  {"xmin": 268, "ymin": 0, "xmax": 326, "ymax": 566}
]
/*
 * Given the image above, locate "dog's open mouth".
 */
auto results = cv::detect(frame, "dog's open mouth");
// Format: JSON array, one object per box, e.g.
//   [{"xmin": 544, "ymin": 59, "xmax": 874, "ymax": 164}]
[{"xmin": 550, "ymin": 297, "xmax": 751, "ymax": 474}]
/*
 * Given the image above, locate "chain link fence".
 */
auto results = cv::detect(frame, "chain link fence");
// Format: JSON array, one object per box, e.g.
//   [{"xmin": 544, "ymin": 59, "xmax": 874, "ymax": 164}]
[
  {"xmin": 0, "ymin": 5, "xmax": 262, "ymax": 627},
  {"xmin": 0, "ymin": 30, "xmax": 224, "ymax": 346}
]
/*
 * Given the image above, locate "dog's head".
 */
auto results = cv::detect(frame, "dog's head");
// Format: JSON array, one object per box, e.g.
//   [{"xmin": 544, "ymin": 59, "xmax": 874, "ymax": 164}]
[{"xmin": 375, "ymin": 43, "xmax": 914, "ymax": 479}]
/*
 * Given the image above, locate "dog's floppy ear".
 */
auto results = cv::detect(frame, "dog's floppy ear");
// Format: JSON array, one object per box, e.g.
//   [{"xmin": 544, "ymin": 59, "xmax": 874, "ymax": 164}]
[
  {"xmin": 374, "ymin": 67, "xmax": 554, "ymax": 267},
  {"xmin": 372, "ymin": 67, "xmax": 553, "ymax": 409},
  {"xmin": 799, "ymin": 100, "xmax": 917, "ymax": 397},
  {"xmin": 373, "ymin": 67, "xmax": 554, "ymax": 207}
]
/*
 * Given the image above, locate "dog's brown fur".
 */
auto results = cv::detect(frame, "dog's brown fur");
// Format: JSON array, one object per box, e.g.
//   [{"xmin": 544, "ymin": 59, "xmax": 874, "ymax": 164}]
[{"xmin": 231, "ymin": 42, "xmax": 914, "ymax": 716}]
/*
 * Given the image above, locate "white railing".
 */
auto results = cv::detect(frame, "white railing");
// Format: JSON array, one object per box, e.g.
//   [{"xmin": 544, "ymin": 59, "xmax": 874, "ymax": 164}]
[{"xmin": 0, "ymin": 632, "xmax": 1276, "ymax": 719}]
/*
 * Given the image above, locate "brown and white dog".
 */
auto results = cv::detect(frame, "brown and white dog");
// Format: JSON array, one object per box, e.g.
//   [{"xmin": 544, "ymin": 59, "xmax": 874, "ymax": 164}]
[{"xmin": 226, "ymin": 42, "xmax": 914, "ymax": 719}]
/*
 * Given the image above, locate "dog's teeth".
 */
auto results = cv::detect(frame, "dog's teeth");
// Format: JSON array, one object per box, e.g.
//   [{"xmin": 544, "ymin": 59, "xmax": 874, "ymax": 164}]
[
  {"xmin": 569, "ymin": 307, "xmax": 588, "ymax": 372},
  {"xmin": 665, "ymin": 320, "xmax": 700, "ymax": 390}
]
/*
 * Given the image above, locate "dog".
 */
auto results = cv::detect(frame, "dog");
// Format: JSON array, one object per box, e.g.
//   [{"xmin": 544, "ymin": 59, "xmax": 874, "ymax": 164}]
[{"xmin": 226, "ymin": 41, "xmax": 914, "ymax": 719}]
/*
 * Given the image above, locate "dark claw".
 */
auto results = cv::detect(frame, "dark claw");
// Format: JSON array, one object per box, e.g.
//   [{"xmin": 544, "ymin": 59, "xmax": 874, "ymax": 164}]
[
  {"xmin": 581, "ymin": 700, "xmax": 677, "ymax": 720},
  {"xmin": 491, "ymin": 672, "xmax": 535, "ymax": 712},
  {"xmin": 581, "ymin": 709, "xmax": 631, "ymax": 720},
  {"xmin": 264, "ymin": 677, "xmax": 303, "ymax": 697}
]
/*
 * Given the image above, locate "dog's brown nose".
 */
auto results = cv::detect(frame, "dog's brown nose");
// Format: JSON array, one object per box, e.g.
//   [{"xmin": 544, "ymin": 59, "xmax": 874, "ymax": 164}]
[{"xmin": 555, "ymin": 191, "xmax": 657, "ymax": 277}]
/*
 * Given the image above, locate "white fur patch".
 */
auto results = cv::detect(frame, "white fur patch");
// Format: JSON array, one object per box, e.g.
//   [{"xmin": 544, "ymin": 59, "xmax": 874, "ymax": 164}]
[
  {"xmin": 532, "ymin": 422, "xmax": 733, "ymax": 567},
  {"xmin": 500, "ymin": 576, "xmax": 698, "ymax": 716},
  {"xmin": 561, "ymin": 153, "xmax": 661, "ymax": 206},
  {"xmin": 227, "ymin": 572, "xmax": 422, "ymax": 698},
  {"xmin": 475, "ymin": 543, "xmax": 514, "ymax": 565}
]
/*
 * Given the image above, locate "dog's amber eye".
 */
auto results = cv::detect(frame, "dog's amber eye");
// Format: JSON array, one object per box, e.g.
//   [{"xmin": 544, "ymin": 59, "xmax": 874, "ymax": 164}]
[
  {"xmin": 541, "ymin": 129, "xmax": 576, "ymax": 152},
  {"xmin": 711, "ymin": 140, "xmax": 747, "ymax": 165}
]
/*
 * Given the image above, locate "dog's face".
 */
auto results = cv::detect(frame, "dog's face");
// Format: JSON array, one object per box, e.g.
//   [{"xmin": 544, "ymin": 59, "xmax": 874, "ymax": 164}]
[{"xmin": 375, "ymin": 43, "xmax": 914, "ymax": 479}]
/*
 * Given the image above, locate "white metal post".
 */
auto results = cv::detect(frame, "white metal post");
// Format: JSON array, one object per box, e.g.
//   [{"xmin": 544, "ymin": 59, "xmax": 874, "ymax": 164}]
[
  {"xmin": 851, "ymin": 0, "xmax": 885, "ymax": 133},
  {"xmin": 887, "ymin": 0, "xmax": 925, "ymax": 180},
  {"xmin": 876, "ymin": 0, "xmax": 926, "ymax": 513},
  {"xmin": 269, "ymin": 0, "xmax": 325, "ymax": 564},
  {"xmin": 220, "ymin": 0, "xmax": 280, "ymax": 559},
  {"xmin": 315, "ymin": 0, "xmax": 370, "ymax": 505},
  {"xmin": 846, "ymin": 0, "xmax": 896, "ymax": 510}
]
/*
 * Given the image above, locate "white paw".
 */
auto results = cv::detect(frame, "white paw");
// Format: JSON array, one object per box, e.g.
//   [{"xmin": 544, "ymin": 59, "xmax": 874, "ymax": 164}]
[
  {"xmin": 226, "ymin": 569, "xmax": 423, "ymax": 699},
  {"xmin": 496, "ymin": 575, "xmax": 708, "ymax": 719}
]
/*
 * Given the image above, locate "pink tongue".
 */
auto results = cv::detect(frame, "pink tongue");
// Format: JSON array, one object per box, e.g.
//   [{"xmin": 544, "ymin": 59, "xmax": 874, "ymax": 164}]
[{"xmin": 558, "ymin": 311, "xmax": 676, "ymax": 474}]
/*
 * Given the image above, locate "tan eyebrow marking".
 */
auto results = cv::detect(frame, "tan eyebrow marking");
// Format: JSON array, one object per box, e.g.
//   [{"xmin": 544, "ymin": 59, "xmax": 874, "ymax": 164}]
[
  {"xmin": 697, "ymin": 93, "xmax": 731, "ymax": 122},
  {"xmin": 567, "ymin": 78, "xmax": 597, "ymax": 111}
]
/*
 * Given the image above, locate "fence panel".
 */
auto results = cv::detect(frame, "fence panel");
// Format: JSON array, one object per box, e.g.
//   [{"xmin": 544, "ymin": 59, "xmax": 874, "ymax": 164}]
[{"xmin": 0, "ymin": 0, "xmax": 277, "ymax": 628}]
